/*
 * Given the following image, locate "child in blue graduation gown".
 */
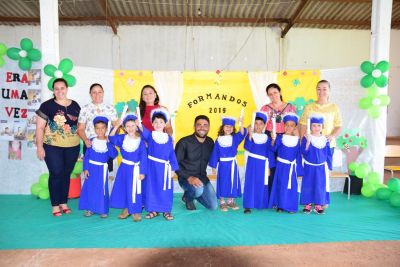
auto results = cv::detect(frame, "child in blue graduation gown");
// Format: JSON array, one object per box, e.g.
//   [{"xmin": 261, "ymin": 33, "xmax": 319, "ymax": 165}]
[
  {"xmin": 300, "ymin": 114, "xmax": 333, "ymax": 214},
  {"xmin": 209, "ymin": 116, "xmax": 246, "ymax": 211},
  {"xmin": 139, "ymin": 107, "xmax": 178, "ymax": 221},
  {"xmin": 243, "ymin": 112, "xmax": 273, "ymax": 213},
  {"xmin": 269, "ymin": 113, "xmax": 302, "ymax": 213},
  {"xmin": 109, "ymin": 113, "xmax": 147, "ymax": 222},
  {"xmin": 79, "ymin": 116, "xmax": 118, "ymax": 218}
]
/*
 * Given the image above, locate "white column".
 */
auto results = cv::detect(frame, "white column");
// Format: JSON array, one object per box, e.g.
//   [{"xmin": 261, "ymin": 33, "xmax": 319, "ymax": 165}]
[
  {"xmin": 40, "ymin": 0, "xmax": 59, "ymax": 101},
  {"xmin": 369, "ymin": 0, "xmax": 392, "ymax": 181}
]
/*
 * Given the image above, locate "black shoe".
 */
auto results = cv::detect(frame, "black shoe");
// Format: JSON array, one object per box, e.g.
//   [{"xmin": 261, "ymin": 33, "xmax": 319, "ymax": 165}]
[
  {"xmin": 181, "ymin": 192, "xmax": 187, "ymax": 204},
  {"xmin": 276, "ymin": 208, "xmax": 284, "ymax": 213},
  {"xmin": 244, "ymin": 208, "xmax": 251, "ymax": 214},
  {"xmin": 185, "ymin": 200, "xmax": 196, "ymax": 210}
]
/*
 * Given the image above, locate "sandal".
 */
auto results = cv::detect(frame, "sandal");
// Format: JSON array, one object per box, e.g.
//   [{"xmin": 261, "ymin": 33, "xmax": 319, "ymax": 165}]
[
  {"xmin": 84, "ymin": 210, "xmax": 94, "ymax": 217},
  {"xmin": 227, "ymin": 201, "xmax": 240, "ymax": 210},
  {"xmin": 132, "ymin": 213, "xmax": 142, "ymax": 222},
  {"xmin": 163, "ymin": 212, "xmax": 174, "ymax": 221},
  {"xmin": 220, "ymin": 203, "xmax": 228, "ymax": 212},
  {"xmin": 59, "ymin": 205, "xmax": 72, "ymax": 214},
  {"xmin": 100, "ymin": 214, "xmax": 108, "ymax": 218},
  {"xmin": 118, "ymin": 209, "xmax": 130, "ymax": 219},
  {"xmin": 52, "ymin": 211, "xmax": 62, "ymax": 217},
  {"xmin": 145, "ymin": 211, "xmax": 159, "ymax": 219}
]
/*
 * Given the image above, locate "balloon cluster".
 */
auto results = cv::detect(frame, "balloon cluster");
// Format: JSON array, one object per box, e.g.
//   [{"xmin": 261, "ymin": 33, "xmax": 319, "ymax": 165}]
[
  {"xmin": 348, "ymin": 162, "xmax": 386, "ymax": 197},
  {"xmin": 376, "ymin": 178, "xmax": 400, "ymax": 207},
  {"xmin": 6, "ymin": 38, "xmax": 42, "ymax": 70},
  {"xmin": 44, "ymin": 58, "xmax": 76, "ymax": 90},
  {"xmin": 358, "ymin": 61, "xmax": 391, "ymax": 119},
  {"xmin": 30, "ymin": 173, "xmax": 50, "ymax": 200},
  {"xmin": 0, "ymin": 43, "xmax": 7, "ymax": 68}
]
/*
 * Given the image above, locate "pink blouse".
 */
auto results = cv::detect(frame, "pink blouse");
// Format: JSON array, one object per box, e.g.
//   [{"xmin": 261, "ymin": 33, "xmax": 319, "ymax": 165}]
[{"xmin": 260, "ymin": 103, "xmax": 296, "ymax": 134}]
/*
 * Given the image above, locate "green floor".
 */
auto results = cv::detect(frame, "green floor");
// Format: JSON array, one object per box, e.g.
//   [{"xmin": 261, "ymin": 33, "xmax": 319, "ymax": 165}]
[{"xmin": 1, "ymin": 193, "xmax": 399, "ymax": 250}]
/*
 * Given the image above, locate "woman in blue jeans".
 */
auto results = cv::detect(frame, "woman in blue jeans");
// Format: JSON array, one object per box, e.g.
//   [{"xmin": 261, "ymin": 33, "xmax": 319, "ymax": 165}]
[
  {"xmin": 36, "ymin": 78, "xmax": 81, "ymax": 216},
  {"xmin": 175, "ymin": 115, "xmax": 218, "ymax": 211}
]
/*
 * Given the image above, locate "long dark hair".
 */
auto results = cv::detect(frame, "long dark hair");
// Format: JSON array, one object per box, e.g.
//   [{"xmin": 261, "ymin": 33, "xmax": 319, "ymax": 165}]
[
  {"xmin": 139, "ymin": 85, "xmax": 160, "ymax": 117},
  {"xmin": 266, "ymin": 83, "xmax": 283, "ymax": 101},
  {"xmin": 89, "ymin": 83, "xmax": 104, "ymax": 93}
]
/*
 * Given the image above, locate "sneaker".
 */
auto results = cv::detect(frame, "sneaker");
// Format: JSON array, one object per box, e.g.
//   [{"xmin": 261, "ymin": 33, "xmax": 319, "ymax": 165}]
[
  {"xmin": 314, "ymin": 205, "xmax": 325, "ymax": 215},
  {"xmin": 220, "ymin": 203, "xmax": 228, "ymax": 212},
  {"xmin": 244, "ymin": 208, "xmax": 251, "ymax": 214},
  {"xmin": 303, "ymin": 204, "xmax": 312, "ymax": 214},
  {"xmin": 277, "ymin": 208, "xmax": 284, "ymax": 213},
  {"xmin": 185, "ymin": 200, "xmax": 196, "ymax": 210},
  {"xmin": 227, "ymin": 201, "xmax": 240, "ymax": 210}
]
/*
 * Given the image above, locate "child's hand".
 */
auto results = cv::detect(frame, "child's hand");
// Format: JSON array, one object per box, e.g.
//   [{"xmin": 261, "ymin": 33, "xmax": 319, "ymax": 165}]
[
  {"xmin": 211, "ymin": 168, "xmax": 216, "ymax": 175},
  {"xmin": 115, "ymin": 119, "xmax": 123, "ymax": 128},
  {"xmin": 305, "ymin": 133, "xmax": 311, "ymax": 142},
  {"xmin": 271, "ymin": 132, "xmax": 276, "ymax": 140},
  {"xmin": 139, "ymin": 174, "xmax": 145, "ymax": 180},
  {"xmin": 171, "ymin": 171, "xmax": 176, "ymax": 178},
  {"xmin": 83, "ymin": 170, "xmax": 89, "ymax": 179}
]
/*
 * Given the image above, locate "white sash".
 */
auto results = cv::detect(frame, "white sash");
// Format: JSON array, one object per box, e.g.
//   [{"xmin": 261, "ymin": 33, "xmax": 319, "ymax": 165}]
[
  {"xmin": 121, "ymin": 159, "xmax": 141, "ymax": 203},
  {"xmin": 219, "ymin": 157, "xmax": 238, "ymax": 193},
  {"xmin": 148, "ymin": 155, "xmax": 172, "ymax": 191},
  {"xmin": 89, "ymin": 160, "xmax": 108, "ymax": 195},
  {"xmin": 247, "ymin": 152, "xmax": 269, "ymax": 185},
  {"xmin": 303, "ymin": 159, "xmax": 330, "ymax": 192},
  {"xmin": 277, "ymin": 157, "xmax": 297, "ymax": 189}
]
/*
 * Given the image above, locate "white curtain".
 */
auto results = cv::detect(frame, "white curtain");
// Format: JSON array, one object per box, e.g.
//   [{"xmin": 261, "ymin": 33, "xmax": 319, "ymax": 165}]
[{"xmin": 247, "ymin": 71, "xmax": 276, "ymax": 110}]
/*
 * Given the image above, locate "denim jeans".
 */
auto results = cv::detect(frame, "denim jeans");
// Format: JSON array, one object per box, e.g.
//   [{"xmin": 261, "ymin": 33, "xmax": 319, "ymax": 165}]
[
  {"xmin": 44, "ymin": 144, "xmax": 80, "ymax": 206},
  {"xmin": 179, "ymin": 178, "xmax": 218, "ymax": 210}
]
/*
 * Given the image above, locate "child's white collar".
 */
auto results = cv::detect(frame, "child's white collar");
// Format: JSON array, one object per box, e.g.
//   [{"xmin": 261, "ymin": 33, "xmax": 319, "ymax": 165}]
[
  {"xmin": 310, "ymin": 135, "xmax": 328, "ymax": 149},
  {"xmin": 92, "ymin": 138, "xmax": 108, "ymax": 153},
  {"xmin": 122, "ymin": 135, "xmax": 141, "ymax": 152},
  {"xmin": 282, "ymin": 135, "xmax": 299, "ymax": 147},
  {"xmin": 252, "ymin": 133, "xmax": 268, "ymax": 144},
  {"xmin": 152, "ymin": 131, "xmax": 169, "ymax": 144},
  {"xmin": 218, "ymin": 135, "xmax": 233, "ymax": 147}
]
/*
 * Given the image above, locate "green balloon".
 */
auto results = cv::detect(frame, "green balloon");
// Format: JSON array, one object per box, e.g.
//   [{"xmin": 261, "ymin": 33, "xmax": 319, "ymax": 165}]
[
  {"xmin": 30, "ymin": 183, "xmax": 42, "ymax": 196},
  {"xmin": 379, "ymin": 95, "xmax": 390, "ymax": 106},
  {"xmin": 358, "ymin": 97, "xmax": 370, "ymax": 110},
  {"xmin": 360, "ymin": 61, "xmax": 374, "ymax": 74},
  {"xmin": 388, "ymin": 178, "xmax": 400, "ymax": 192},
  {"xmin": 28, "ymin": 49, "xmax": 42, "ymax": 61},
  {"xmin": 38, "ymin": 189, "xmax": 50, "ymax": 200},
  {"xmin": 0, "ymin": 57, "xmax": 5, "ymax": 68},
  {"xmin": 367, "ymin": 172, "xmax": 380, "ymax": 184},
  {"xmin": 72, "ymin": 161, "xmax": 83, "ymax": 174},
  {"xmin": 361, "ymin": 185, "xmax": 375, "ymax": 197},
  {"xmin": 376, "ymin": 188, "xmax": 392, "ymax": 200},
  {"xmin": 20, "ymin": 38, "xmax": 33, "ymax": 51},
  {"xmin": 348, "ymin": 162, "xmax": 358, "ymax": 172},
  {"xmin": 7, "ymin": 48, "xmax": 21, "ymax": 60},
  {"xmin": 19, "ymin": 57, "xmax": 32, "ymax": 70},
  {"xmin": 58, "ymin": 58, "xmax": 73, "ymax": 73},
  {"xmin": 355, "ymin": 163, "xmax": 370, "ymax": 179},
  {"xmin": 39, "ymin": 175, "xmax": 49, "ymax": 188},
  {"xmin": 63, "ymin": 73, "xmax": 76, "ymax": 87},
  {"xmin": 375, "ymin": 75, "xmax": 388, "ymax": 88},
  {"xmin": 44, "ymin": 64, "xmax": 57, "ymax": 76},
  {"xmin": 389, "ymin": 192, "xmax": 400, "ymax": 207},
  {"xmin": 368, "ymin": 106, "xmax": 381, "ymax": 119},
  {"xmin": 70, "ymin": 174, "xmax": 77, "ymax": 179},
  {"xmin": 360, "ymin": 75, "xmax": 374, "ymax": 88},
  {"xmin": 0, "ymin": 43, "xmax": 7, "ymax": 55},
  {"xmin": 376, "ymin": 60, "xmax": 390, "ymax": 73},
  {"xmin": 47, "ymin": 77, "xmax": 56, "ymax": 91},
  {"xmin": 366, "ymin": 86, "xmax": 379, "ymax": 97}
]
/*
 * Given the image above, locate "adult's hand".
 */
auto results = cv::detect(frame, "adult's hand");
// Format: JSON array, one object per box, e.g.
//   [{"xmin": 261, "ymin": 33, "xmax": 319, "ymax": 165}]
[
  {"xmin": 84, "ymin": 139, "xmax": 92, "ymax": 148},
  {"xmin": 188, "ymin": 176, "xmax": 203, "ymax": 188},
  {"xmin": 36, "ymin": 146, "xmax": 45, "ymax": 160}
]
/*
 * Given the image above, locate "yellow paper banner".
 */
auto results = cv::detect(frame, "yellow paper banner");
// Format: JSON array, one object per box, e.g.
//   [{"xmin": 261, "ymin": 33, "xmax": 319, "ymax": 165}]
[
  {"xmin": 175, "ymin": 71, "xmax": 257, "ymax": 165},
  {"xmin": 277, "ymin": 70, "xmax": 320, "ymax": 102}
]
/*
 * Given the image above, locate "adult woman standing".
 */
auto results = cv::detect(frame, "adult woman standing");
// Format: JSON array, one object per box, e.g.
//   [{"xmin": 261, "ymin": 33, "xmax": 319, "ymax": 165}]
[
  {"xmin": 139, "ymin": 85, "xmax": 173, "ymax": 135},
  {"xmin": 36, "ymin": 78, "xmax": 81, "ymax": 216},
  {"xmin": 77, "ymin": 83, "xmax": 117, "ymax": 171},
  {"xmin": 260, "ymin": 83, "xmax": 297, "ymax": 136},
  {"xmin": 299, "ymin": 80, "xmax": 342, "ymax": 146}
]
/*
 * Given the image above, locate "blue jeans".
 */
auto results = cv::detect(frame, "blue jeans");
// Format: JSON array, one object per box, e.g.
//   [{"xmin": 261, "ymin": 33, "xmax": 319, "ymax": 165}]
[
  {"xmin": 179, "ymin": 179, "xmax": 218, "ymax": 210},
  {"xmin": 44, "ymin": 144, "xmax": 80, "ymax": 206}
]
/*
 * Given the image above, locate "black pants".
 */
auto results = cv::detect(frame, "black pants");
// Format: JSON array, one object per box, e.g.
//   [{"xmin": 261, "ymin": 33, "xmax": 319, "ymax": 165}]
[
  {"xmin": 82, "ymin": 144, "xmax": 114, "ymax": 172},
  {"xmin": 44, "ymin": 144, "xmax": 80, "ymax": 206}
]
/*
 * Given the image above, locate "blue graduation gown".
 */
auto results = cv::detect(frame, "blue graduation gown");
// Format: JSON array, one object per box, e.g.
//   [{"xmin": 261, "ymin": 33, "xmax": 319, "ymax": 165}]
[
  {"xmin": 109, "ymin": 134, "xmax": 148, "ymax": 214},
  {"xmin": 209, "ymin": 129, "xmax": 246, "ymax": 198},
  {"xmin": 300, "ymin": 136, "xmax": 333, "ymax": 205},
  {"xmin": 243, "ymin": 134, "xmax": 273, "ymax": 209},
  {"xmin": 140, "ymin": 128, "xmax": 178, "ymax": 213},
  {"xmin": 269, "ymin": 135, "xmax": 302, "ymax": 212},
  {"xmin": 79, "ymin": 138, "xmax": 118, "ymax": 214}
]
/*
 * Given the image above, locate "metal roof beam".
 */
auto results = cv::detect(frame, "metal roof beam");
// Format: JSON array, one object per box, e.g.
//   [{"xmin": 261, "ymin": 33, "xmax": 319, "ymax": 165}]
[
  {"xmin": 98, "ymin": 0, "xmax": 117, "ymax": 34},
  {"xmin": 281, "ymin": 0, "xmax": 311, "ymax": 38}
]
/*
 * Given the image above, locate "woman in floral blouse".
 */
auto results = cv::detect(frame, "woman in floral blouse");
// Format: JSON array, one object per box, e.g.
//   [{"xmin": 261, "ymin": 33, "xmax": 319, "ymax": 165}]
[{"xmin": 36, "ymin": 78, "xmax": 81, "ymax": 216}]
